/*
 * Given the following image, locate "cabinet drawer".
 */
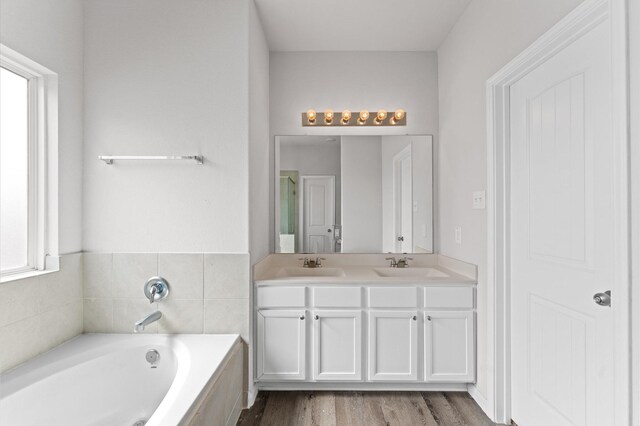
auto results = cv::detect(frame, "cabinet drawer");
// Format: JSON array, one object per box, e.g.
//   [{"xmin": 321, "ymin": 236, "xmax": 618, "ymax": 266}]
[
  {"xmin": 368, "ymin": 287, "xmax": 417, "ymax": 308},
  {"xmin": 312, "ymin": 287, "xmax": 361, "ymax": 307},
  {"xmin": 424, "ymin": 286, "xmax": 474, "ymax": 309},
  {"xmin": 257, "ymin": 287, "xmax": 305, "ymax": 308}
]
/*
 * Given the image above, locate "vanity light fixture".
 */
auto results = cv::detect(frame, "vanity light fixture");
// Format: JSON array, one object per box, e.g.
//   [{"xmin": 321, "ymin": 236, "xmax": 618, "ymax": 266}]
[
  {"xmin": 301, "ymin": 109, "xmax": 406, "ymax": 127},
  {"xmin": 341, "ymin": 110, "xmax": 351, "ymax": 125},
  {"xmin": 324, "ymin": 109, "xmax": 334, "ymax": 125}
]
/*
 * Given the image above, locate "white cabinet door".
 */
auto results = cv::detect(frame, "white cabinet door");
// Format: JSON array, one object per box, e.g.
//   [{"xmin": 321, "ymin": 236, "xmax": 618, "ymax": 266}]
[
  {"xmin": 368, "ymin": 310, "xmax": 418, "ymax": 381},
  {"xmin": 257, "ymin": 310, "xmax": 306, "ymax": 381},
  {"xmin": 424, "ymin": 311, "xmax": 474, "ymax": 382},
  {"xmin": 313, "ymin": 310, "xmax": 362, "ymax": 381}
]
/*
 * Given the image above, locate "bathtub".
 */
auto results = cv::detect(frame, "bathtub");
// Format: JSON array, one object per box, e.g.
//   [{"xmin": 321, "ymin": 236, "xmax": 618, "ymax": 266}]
[{"xmin": 0, "ymin": 333, "xmax": 243, "ymax": 426}]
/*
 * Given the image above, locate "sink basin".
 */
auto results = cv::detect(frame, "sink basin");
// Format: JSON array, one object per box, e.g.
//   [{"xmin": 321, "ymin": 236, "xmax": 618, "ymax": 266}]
[
  {"xmin": 373, "ymin": 267, "xmax": 449, "ymax": 278},
  {"xmin": 275, "ymin": 267, "xmax": 346, "ymax": 278}
]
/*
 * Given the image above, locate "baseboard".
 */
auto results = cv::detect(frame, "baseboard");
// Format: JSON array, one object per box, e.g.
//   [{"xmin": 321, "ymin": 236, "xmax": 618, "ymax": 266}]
[
  {"xmin": 225, "ymin": 392, "xmax": 242, "ymax": 426},
  {"xmin": 246, "ymin": 386, "xmax": 258, "ymax": 408},
  {"xmin": 467, "ymin": 384, "xmax": 495, "ymax": 422},
  {"xmin": 257, "ymin": 382, "xmax": 468, "ymax": 392}
]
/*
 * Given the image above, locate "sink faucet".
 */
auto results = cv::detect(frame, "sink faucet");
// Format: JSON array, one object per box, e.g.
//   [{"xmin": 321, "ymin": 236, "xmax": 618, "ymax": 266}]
[
  {"xmin": 299, "ymin": 257, "xmax": 325, "ymax": 268},
  {"xmin": 134, "ymin": 311, "xmax": 162, "ymax": 332},
  {"xmin": 385, "ymin": 257, "xmax": 413, "ymax": 268},
  {"xmin": 396, "ymin": 257, "xmax": 413, "ymax": 268}
]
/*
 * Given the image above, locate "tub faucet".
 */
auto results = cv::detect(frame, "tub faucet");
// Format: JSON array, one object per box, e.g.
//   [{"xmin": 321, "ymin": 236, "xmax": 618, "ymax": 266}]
[{"xmin": 134, "ymin": 311, "xmax": 162, "ymax": 332}]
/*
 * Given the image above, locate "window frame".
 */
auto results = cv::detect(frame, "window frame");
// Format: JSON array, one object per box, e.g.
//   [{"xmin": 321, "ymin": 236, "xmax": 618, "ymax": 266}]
[{"xmin": 0, "ymin": 44, "xmax": 58, "ymax": 280}]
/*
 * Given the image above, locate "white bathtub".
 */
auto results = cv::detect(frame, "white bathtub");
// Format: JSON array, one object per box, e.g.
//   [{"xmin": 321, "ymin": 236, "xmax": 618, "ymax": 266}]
[{"xmin": 0, "ymin": 333, "xmax": 241, "ymax": 426}]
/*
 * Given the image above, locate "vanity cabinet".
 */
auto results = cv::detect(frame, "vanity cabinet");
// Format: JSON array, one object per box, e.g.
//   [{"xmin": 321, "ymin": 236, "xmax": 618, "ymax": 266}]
[
  {"xmin": 256, "ymin": 309, "xmax": 306, "ymax": 381},
  {"xmin": 368, "ymin": 310, "xmax": 418, "ymax": 381},
  {"xmin": 312, "ymin": 310, "xmax": 362, "ymax": 381},
  {"xmin": 255, "ymin": 282, "xmax": 476, "ymax": 388},
  {"xmin": 424, "ymin": 311, "xmax": 475, "ymax": 382}
]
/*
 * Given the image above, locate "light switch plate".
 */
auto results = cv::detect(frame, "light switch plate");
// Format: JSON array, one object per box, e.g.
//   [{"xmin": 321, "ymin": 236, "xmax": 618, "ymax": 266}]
[
  {"xmin": 473, "ymin": 191, "xmax": 486, "ymax": 209},
  {"xmin": 455, "ymin": 226, "xmax": 462, "ymax": 244}
]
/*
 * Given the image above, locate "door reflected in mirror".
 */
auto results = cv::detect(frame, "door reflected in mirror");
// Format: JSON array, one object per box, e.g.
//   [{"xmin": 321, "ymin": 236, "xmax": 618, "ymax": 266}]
[{"xmin": 275, "ymin": 135, "xmax": 433, "ymax": 254}]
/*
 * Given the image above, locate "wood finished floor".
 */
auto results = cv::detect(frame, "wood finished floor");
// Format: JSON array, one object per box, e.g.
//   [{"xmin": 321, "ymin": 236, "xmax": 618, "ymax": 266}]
[{"xmin": 237, "ymin": 391, "xmax": 497, "ymax": 426}]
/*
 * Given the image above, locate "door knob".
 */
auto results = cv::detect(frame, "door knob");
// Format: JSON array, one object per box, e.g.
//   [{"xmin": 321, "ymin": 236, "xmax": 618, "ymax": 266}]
[
  {"xmin": 593, "ymin": 290, "xmax": 611, "ymax": 307},
  {"xmin": 397, "ymin": 236, "xmax": 404, "ymax": 242}
]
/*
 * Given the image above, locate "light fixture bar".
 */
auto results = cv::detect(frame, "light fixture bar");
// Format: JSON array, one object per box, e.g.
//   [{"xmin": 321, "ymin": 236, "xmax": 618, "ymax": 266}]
[{"xmin": 302, "ymin": 110, "xmax": 406, "ymax": 127}]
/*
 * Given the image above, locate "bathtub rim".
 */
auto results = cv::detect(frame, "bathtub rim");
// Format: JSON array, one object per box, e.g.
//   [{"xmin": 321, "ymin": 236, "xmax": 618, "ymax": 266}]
[{"xmin": 0, "ymin": 333, "xmax": 242, "ymax": 426}]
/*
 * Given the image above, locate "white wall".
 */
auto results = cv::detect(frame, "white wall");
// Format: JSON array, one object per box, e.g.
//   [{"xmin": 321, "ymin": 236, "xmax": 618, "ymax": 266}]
[
  {"xmin": 630, "ymin": 0, "xmax": 640, "ymax": 422},
  {"xmin": 83, "ymin": 0, "xmax": 250, "ymax": 253},
  {"xmin": 249, "ymin": 0, "xmax": 270, "ymax": 263},
  {"xmin": 341, "ymin": 136, "xmax": 382, "ymax": 252},
  {"xmin": 436, "ymin": 0, "xmax": 583, "ymax": 407},
  {"xmin": 0, "ymin": 0, "xmax": 84, "ymax": 254},
  {"xmin": 269, "ymin": 52, "xmax": 439, "ymax": 251}
]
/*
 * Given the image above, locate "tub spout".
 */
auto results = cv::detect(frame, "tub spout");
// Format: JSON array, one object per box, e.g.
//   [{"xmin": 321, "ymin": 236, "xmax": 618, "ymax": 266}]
[{"xmin": 134, "ymin": 311, "xmax": 162, "ymax": 333}]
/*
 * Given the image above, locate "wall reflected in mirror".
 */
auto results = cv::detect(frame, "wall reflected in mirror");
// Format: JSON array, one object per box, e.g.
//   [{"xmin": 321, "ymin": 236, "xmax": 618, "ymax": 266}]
[{"xmin": 275, "ymin": 135, "xmax": 433, "ymax": 254}]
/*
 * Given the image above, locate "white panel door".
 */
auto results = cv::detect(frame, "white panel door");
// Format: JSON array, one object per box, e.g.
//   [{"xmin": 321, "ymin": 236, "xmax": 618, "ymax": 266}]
[
  {"xmin": 368, "ymin": 310, "xmax": 418, "ymax": 381},
  {"xmin": 302, "ymin": 176, "xmax": 335, "ymax": 253},
  {"xmin": 510, "ymin": 19, "xmax": 615, "ymax": 426},
  {"xmin": 257, "ymin": 310, "xmax": 306, "ymax": 381},
  {"xmin": 393, "ymin": 146, "xmax": 413, "ymax": 252},
  {"xmin": 312, "ymin": 310, "xmax": 362, "ymax": 381},
  {"xmin": 424, "ymin": 311, "xmax": 474, "ymax": 383}
]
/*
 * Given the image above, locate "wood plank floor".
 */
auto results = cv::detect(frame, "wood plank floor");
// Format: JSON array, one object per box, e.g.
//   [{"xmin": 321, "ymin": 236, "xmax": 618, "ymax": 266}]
[{"xmin": 237, "ymin": 391, "xmax": 497, "ymax": 426}]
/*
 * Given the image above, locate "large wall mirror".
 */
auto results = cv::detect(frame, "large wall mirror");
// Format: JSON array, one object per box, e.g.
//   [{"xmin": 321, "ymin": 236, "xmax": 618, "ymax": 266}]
[{"xmin": 275, "ymin": 135, "xmax": 433, "ymax": 254}]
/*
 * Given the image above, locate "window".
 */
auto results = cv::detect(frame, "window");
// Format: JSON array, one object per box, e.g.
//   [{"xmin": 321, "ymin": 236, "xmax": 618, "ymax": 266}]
[
  {"xmin": 0, "ymin": 45, "xmax": 58, "ymax": 279},
  {"xmin": 1, "ymin": 66, "xmax": 32, "ymax": 274}
]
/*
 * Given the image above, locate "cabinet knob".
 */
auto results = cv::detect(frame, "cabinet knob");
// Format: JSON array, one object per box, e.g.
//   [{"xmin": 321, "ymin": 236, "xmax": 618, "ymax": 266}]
[
  {"xmin": 412, "ymin": 315, "xmax": 417, "ymax": 321},
  {"xmin": 299, "ymin": 315, "xmax": 305, "ymax": 320},
  {"xmin": 427, "ymin": 315, "xmax": 432, "ymax": 321},
  {"xmin": 314, "ymin": 315, "xmax": 319, "ymax": 320}
]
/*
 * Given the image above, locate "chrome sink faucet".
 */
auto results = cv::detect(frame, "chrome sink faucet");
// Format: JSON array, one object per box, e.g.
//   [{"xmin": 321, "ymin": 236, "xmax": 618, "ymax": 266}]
[
  {"xmin": 134, "ymin": 310, "xmax": 162, "ymax": 332},
  {"xmin": 299, "ymin": 257, "xmax": 326, "ymax": 268},
  {"xmin": 385, "ymin": 256, "xmax": 413, "ymax": 268}
]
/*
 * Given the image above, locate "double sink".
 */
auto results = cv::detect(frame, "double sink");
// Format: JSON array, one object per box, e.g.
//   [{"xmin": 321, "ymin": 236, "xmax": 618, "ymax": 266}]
[{"xmin": 274, "ymin": 266, "xmax": 450, "ymax": 279}]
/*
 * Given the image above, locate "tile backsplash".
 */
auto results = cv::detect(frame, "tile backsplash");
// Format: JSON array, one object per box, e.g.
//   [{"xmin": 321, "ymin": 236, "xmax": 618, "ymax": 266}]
[
  {"xmin": 83, "ymin": 253, "xmax": 250, "ymax": 341},
  {"xmin": 0, "ymin": 252, "xmax": 249, "ymax": 374},
  {"xmin": 0, "ymin": 254, "xmax": 83, "ymax": 373}
]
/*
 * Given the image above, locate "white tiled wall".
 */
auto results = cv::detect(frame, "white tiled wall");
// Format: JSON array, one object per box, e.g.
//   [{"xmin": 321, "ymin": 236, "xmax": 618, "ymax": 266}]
[
  {"xmin": 0, "ymin": 254, "xmax": 84, "ymax": 373},
  {"xmin": 83, "ymin": 253, "xmax": 250, "ymax": 340}
]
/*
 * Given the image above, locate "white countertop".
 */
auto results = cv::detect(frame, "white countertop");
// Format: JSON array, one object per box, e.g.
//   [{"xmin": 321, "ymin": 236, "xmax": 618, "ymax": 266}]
[{"xmin": 254, "ymin": 254, "xmax": 477, "ymax": 285}]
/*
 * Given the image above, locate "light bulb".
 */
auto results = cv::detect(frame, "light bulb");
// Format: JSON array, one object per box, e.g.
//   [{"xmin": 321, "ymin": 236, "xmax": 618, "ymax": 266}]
[
  {"xmin": 341, "ymin": 110, "xmax": 351, "ymax": 124},
  {"xmin": 307, "ymin": 109, "xmax": 316, "ymax": 124},
  {"xmin": 391, "ymin": 109, "xmax": 405, "ymax": 124},
  {"xmin": 375, "ymin": 109, "xmax": 387, "ymax": 124},
  {"xmin": 324, "ymin": 109, "xmax": 334, "ymax": 124},
  {"xmin": 358, "ymin": 110, "xmax": 370, "ymax": 125}
]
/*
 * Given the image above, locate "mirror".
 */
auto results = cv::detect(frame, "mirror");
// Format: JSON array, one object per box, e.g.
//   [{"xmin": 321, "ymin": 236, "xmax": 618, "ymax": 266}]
[{"xmin": 275, "ymin": 135, "xmax": 433, "ymax": 254}]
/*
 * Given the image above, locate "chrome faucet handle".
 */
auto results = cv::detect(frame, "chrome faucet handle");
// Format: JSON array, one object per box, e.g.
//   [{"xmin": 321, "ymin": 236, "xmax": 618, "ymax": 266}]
[
  {"xmin": 385, "ymin": 257, "xmax": 397, "ymax": 267},
  {"xmin": 149, "ymin": 285, "xmax": 158, "ymax": 304},
  {"xmin": 396, "ymin": 257, "xmax": 413, "ymax": 268},
  {"xmin": 315, "ymin": 257, "xmax": 326, "ymax": 267},
  {"xmin": 144, "ymin": 277, "xmax": 170, "ymax": 304},
  {"xmin": 299, "ymin": 257, "xmax": 310, "ymax": 267}
]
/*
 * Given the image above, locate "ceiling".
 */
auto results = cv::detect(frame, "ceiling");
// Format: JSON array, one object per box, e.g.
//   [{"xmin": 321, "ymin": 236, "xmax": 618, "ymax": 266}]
[{"xmin": 254, "ymin": 0, "xmax": 472, "ymax": 52}]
